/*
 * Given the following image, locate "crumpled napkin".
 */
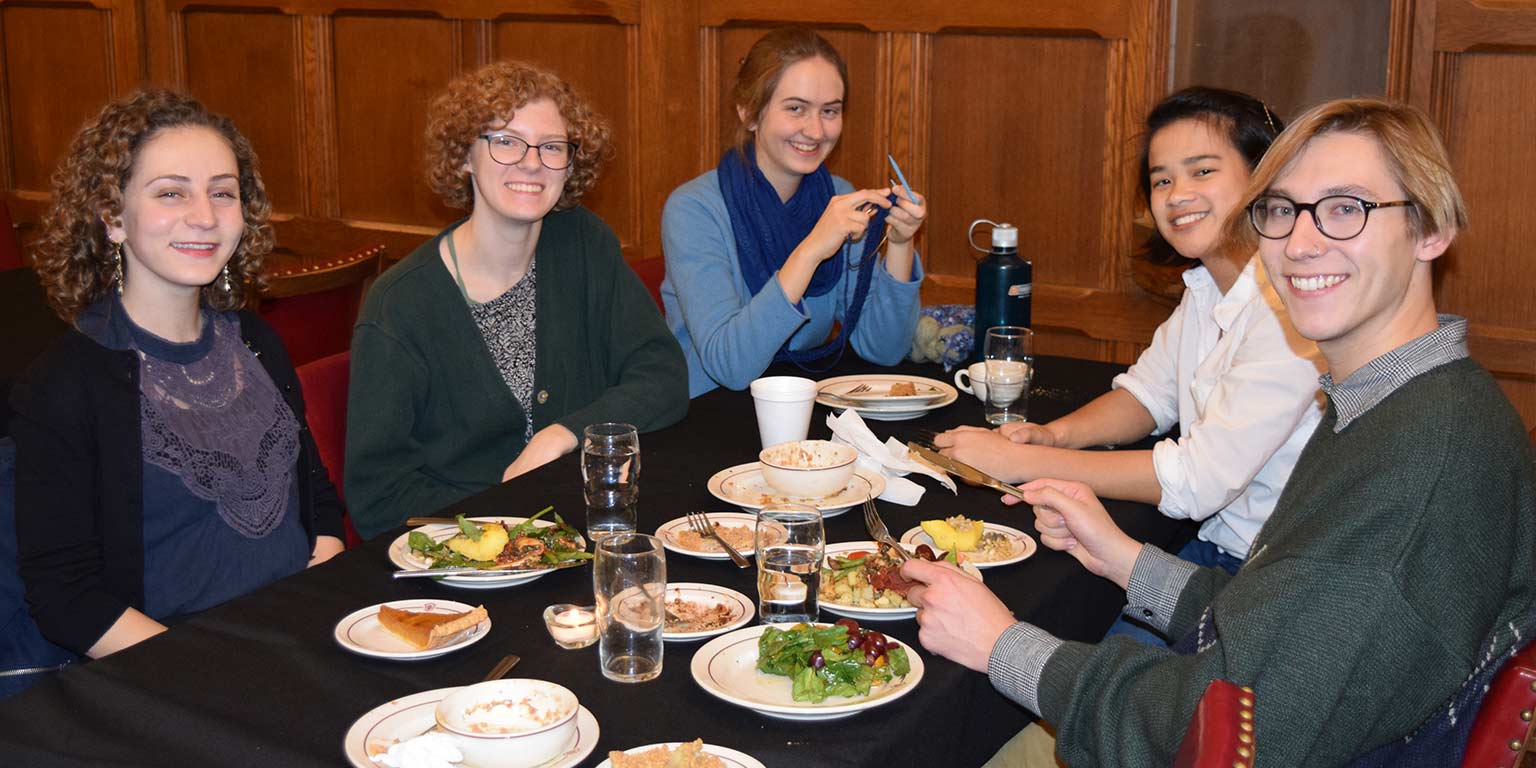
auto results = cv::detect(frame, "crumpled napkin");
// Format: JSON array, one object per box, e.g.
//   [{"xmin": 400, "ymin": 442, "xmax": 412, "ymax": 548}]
[
  {"xmin": 826, "ymin": 408, "xmax": 956, "ymax": 505},
  {"xmin": 371, "ymin": 732, "xmax": 462, "ymax": 768}
]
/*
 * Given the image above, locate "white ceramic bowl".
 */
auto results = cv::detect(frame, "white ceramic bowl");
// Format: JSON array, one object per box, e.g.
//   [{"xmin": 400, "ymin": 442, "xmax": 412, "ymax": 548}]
[
  {"xmin": 434, "ymin": 679, "xmax": 579, "ymax": 768},
  {"xmin": 758, "ymin": 440, "xmax": 857, "ymax": 498}
]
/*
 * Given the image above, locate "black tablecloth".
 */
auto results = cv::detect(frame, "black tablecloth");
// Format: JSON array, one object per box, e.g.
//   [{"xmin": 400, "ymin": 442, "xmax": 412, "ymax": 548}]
[{"xmin": 0, "ymin": 356, "xmax": 1193, "ymax": 767}]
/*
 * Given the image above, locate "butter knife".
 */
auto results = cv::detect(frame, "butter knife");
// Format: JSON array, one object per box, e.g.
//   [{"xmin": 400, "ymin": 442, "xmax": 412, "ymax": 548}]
[
  {"xmin": 393, "ymin": 559, "xmax": 591, "ymax": 578},
  {"xmin": 906, "ymin": 442, "xmax": 1028, "ymax": 501}
]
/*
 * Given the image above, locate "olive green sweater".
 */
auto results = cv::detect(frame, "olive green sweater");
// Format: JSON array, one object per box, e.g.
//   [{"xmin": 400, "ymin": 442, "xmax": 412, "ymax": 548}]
[
  {"xmin": 345, "ymin": 208, "xmax": 688, "ymax": 540},
  {"xmin": 1039, "ymin": 357, "xmax": 1536, "ymax": 766}
]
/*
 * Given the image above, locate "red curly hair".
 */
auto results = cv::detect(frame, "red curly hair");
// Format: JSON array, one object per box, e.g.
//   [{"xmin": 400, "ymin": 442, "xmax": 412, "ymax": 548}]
[
  {"xmin": 32, "ymin": 89, "xmax": 274, "ymax": 322},
  {"xmin": 425, "ymin": 60, "xmax": 611, "ymax": 211}
]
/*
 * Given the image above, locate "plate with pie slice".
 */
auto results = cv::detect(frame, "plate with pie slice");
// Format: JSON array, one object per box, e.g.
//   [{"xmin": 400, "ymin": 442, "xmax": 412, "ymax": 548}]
[{"xmin": 334, "ymin": 599, "xmax": 491, "ymax": 661}]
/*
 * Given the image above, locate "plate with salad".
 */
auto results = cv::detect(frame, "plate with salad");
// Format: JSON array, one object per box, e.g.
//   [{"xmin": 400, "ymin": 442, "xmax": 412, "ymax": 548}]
[
  {"xmin": 387, "ymin": 509, "xmax": 590, "ymax": 590},
  {"xmin": 690, "ymin": 621, "xmax": 923, "ymax": 720}
]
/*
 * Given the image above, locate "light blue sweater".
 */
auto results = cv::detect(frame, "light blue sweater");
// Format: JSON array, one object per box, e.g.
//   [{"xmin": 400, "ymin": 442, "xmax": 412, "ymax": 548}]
[{"xmin": 660, "ymin": 170, "xmax": 924, "ymax": 397}]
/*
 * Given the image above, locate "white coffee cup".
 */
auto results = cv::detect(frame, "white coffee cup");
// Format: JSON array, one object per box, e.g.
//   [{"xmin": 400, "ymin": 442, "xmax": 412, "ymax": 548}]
[
  {"xmin": 750, "ymin": 376, "xmax": 818, "ymax": 449},
  {"xmin": 953, "ymin": 362, "xmax": 988, "ymax": 401}
]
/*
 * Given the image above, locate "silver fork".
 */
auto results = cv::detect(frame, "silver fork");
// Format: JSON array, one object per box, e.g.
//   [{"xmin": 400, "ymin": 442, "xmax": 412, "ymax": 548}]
[
  {"xmin": 862, "ymin": 498, "xmax": 911, "ymax": 563},
  {"xmin": 847, "ymin": 383, "xmax": 873, "ymax": 395},
  {"xmin": 687, "ymin": 511, "xmax": 751, "ymax": 568}
]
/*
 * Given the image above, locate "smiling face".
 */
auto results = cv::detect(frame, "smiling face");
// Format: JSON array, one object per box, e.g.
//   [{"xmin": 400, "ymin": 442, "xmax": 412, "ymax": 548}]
[
  {"xmin": 742, "ymin": 56, "xmax": 845, "ymax": 202},
  {"xmin": 108, "ymin": 125, "xmax": 244, "ymax": 304},
  {"xmin": 466, "ymin": 98, "xmax": 571, "ymax": 225},
  {"xmin": 1257, "ymin": 130, "xmax": 1450, "ymax": 378},
  {"xmin": 1147, "ymin": 118, "xmax": 1252, "ymax": 264}
]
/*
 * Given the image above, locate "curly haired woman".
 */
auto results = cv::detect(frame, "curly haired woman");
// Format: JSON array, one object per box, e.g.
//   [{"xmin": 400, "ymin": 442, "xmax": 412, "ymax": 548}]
[
  {"xmin": 345, "ymin": 61, "xmax": 687, "ymax": 539},
  {"xmin": 5, "ymin": 90, "xmax": 345, "ymax": 673}
]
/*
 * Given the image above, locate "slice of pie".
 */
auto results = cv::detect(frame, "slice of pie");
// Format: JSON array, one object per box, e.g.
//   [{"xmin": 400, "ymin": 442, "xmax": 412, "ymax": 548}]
[{"xmin": 377, "ymin": 604, "xmax": 488, "ymax": 650}]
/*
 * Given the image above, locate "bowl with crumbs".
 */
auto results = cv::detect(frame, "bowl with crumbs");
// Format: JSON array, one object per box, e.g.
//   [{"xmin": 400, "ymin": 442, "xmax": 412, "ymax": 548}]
[
  {"xmin": 758, "ymin": 440, "xmax": 857, "ymax": 498},
  {"xmin": 435, "ymin": 679, "xmax": 579, "ymax": 768}
]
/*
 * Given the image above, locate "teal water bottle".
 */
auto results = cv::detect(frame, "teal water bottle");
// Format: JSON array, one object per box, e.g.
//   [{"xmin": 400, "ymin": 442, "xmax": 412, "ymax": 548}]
[{"xmin": 969, "ymin": 219, "xmax": 1032, "ymax": 361}]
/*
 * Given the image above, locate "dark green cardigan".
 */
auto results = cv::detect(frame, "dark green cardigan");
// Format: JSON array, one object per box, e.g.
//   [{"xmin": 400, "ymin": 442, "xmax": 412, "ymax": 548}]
[
  {"xmin": 1042, "ymin": 358, "xmax": 1536, "ymax": 766},
  {"xmin": 344, "ymin": 207, "xmax": 688, "ymax": 540}
]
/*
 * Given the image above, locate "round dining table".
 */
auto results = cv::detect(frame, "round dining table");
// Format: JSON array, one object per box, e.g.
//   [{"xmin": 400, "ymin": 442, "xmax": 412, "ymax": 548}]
[{"xmin": 0, "ymin": 355, "xmax": 1194, "ymax": 767}]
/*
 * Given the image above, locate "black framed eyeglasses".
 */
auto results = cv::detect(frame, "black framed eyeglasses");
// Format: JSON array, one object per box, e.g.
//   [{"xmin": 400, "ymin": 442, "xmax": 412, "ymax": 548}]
[
  {"xmin": 1248, "ymin": 194, "xmax": 1414, "ymax": 241},
  {"xmin": 478, "ymin": 134, "xmax": 578, "ymax": 170}
]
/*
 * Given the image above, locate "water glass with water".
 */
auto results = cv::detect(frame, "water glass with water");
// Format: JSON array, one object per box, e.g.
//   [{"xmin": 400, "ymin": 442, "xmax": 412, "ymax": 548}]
[
  {"xmin": 582, "ymin": 423, "xmax": 640, "ymax": 541},
  {"xmin": 755, "ymin": 503, "xmax": 824, "ymax": 625},
  {"xmin": 594, "ymin": 533, "xmax": 665, "ymax": 683},
  {"xmin": 984, "ymin": 326, "xmax": 1034, "ymax": 425}
]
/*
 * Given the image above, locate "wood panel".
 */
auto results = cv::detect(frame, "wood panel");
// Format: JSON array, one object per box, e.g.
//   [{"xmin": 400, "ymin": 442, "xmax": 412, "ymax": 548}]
[{"xmin": 1390, "ymin": 0, "xmax": 1536, "ymax": 428}]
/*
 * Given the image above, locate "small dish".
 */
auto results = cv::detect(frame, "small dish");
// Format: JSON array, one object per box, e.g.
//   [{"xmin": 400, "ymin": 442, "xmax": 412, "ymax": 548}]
[
  {"xmin": 706, "ymin": 463, "xmax": 885, "ymax": 518},
  {"xmin": 655, "ymin": 512, "xmax": 759, "ymax": 560},
  {"xmin": 333, "ymin": 599, "xmax": 490, "ymax": 661},
  {"xmin": 758, "ymin": 440, "xmax": 857, "ymax": 497},
  {"xmin": 435, "ymin": 679, "xmax": 579, "ymax": 768},
  {"xmin": 662, "ymin": 583, "xmax": 754, "ymax": 642}
]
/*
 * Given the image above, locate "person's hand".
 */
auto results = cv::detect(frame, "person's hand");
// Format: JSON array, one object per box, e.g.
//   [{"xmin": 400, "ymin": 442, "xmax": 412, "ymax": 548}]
[
  {"xmin": 308, "ymin": 535, "xmax": 345, "ymax": 567},
  {"xmin": 801, "ymin": 189, "xmax": 894, "ymax": 261},
  {"xmin": 884, "ymin": 187, "xmax": 927, "ymax": 245},
  {"xmin": 932, "ymin": 426, "xmax": 1028, "ymax": 483},
  {"xmin": 1022, "ymin": 478, "xmax": 1142, "ymax": 589},
  {"xmin": 902, "ymin": 559, "xmax": 1016, "ymax": 673},
  {"xmin": 503, "ymin": 425, "xmax": 579, "ymax": 482},
  {"xmin": 998, "ymin": 421, "xmax": 1057, "ymax": 446}
]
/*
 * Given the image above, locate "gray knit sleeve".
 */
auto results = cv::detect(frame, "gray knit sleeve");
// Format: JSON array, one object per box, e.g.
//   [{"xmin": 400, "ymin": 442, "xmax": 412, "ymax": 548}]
[
  {"xmin": 1122, "ymin": 545, "xmax": 1199, "ymax": 634},
  {"xmin": 987, "ymin": 622, "xmax": 1064, "ymax": 714}
]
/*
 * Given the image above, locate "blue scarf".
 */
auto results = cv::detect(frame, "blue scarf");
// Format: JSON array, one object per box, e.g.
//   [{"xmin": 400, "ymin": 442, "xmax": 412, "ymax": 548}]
[{"xmin": 717, "ymin": 145, "xmax": 889, "ymax": 365}]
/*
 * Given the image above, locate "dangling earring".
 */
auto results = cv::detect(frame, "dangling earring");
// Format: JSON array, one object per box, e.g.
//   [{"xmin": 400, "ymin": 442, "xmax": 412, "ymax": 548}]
[
  {"xmin": 219, "ymin": 264, "xmax": 233, "ymax": 293},
  {"xmin": 112, "ymin": 240, "xmax": 124, "ymax": 296}
]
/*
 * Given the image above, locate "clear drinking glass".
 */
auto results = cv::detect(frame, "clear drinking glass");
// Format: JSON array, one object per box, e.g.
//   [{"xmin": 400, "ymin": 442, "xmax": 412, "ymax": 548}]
[
  {"xmin": 984, "ymin": 326, "xmax": 1034, "ymax": 425},
  {"xmin": 594, "ymin": 533, "xmax": 665, "ymax": 683},
  {"xmin": 755, "ymin": 503, "xmax": 824, "ymax": 625},
  {"xmin": 582, "ymin": 422, "xmax": 640, "ymax": 541}
]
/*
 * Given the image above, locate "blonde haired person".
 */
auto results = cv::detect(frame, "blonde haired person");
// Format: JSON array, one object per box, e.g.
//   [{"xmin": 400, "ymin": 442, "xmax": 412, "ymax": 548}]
[
  {"xmin": 345, "ymin": 61, "xmax": 686, "ymax": 539},
  {"xmin": 9, "ymin": 90, "xmax": 345, "ymax": 668},
  {"xmin": 902, "ymin": 99, "xmax": 1535, "ymax": 766}
]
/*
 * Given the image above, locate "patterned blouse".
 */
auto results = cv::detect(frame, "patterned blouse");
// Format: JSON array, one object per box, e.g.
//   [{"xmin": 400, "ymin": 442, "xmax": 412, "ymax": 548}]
[{"xmin": 468, "ymin": 259, "xmax": 538, "ymax": 441}]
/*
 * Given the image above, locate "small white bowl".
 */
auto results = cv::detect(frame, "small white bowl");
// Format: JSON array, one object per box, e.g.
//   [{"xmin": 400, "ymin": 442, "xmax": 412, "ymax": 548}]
[
  {"xmin": 758, "ymin": 440, "xmax": 857, "ymax": 498},
  {"xmin": 434, "ymin": 679, "xmax": 579, "ymax": 768}
]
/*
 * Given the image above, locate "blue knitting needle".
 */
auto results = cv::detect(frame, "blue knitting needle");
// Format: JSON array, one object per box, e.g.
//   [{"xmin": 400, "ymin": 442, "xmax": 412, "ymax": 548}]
[{"xmin": 887, "ymin": 154, "xmax": 917, "ymax": 204}]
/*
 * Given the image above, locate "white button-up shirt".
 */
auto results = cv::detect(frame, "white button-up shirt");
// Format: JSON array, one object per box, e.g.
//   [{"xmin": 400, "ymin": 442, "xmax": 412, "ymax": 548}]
[{"xmin": 1112, "ymin": 257, "xmax": 1325, "ymax": 558}]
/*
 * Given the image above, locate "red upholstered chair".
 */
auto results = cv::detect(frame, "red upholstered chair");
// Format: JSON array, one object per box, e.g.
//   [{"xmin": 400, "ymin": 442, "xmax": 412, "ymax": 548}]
[
  {"xmin": 295, "ymin": 350, "xmax": 360, "ymax": 548},
  {"xmin": 1461, "ymin": 639, "xmax": 1536, "ymax": 768},
  {"xmin": 259, "ymin": 244, "xmax": 383, "ymax": 368},
  {"xmin": 629, "ymin": 257, "xmax": 666, "ymax": 310},
  {"xmin": 0, "ymin": 199, "xmax": 24, "ymax": 272},
  {"xmin": 1174, "ymin": 679, "xmax": 1256, "ymax": 768}
]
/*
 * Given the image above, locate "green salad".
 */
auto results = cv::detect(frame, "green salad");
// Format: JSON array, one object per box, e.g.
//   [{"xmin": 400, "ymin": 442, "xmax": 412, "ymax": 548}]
[
  {"xmin": 756, "ymin": 620, "xmax": 912, "ymax": 703},
  {"xmin": 407, "ymin": 508, "xmax": 591, "ymax": 570}
]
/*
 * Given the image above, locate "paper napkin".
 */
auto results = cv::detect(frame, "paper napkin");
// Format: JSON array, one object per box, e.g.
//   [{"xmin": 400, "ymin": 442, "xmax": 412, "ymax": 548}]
[{"xmin": 826, "ymin": 408, "xmax": 956, "ymax": 505}]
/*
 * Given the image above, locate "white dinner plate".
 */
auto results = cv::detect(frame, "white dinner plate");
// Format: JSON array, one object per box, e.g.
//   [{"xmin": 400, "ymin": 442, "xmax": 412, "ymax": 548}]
[
  {"xmin": 655, "ymin": 512, "xmax": 760, "ymax": 560},
  {"xmin": 663, "ymin": 582, "xmax": 756, "ymax": 642},
  {"xmin": 816, "ymin": 374, "xmax": 957, "ymax": 421},
  {"xmin": 342, "ymin": 688, "xmax": 598, "ymax": 768},
  {"xmin": 596, "ymin": 743, "xmax": 766, "ymax": 768},
  {"xmin": 818, "ymin": 376, "xmax": 950, "ymax": 405},
  {"xmin": 817, "ymin": 541, "xmax": 918, "ymax": 621},
  {"xmin": 387, "ymin": 516, "xmax": 587, "ymax": 590},
  {"xmin": 690, "ymin": 624, "xmax": 924, "ymax": 721},
  {"xmin": 706, "ymin": 463, "xmax": 886, "ymax": 518},
  {"xmin": 899, "ymin": 522, "xmax": 1037, "ymax": 568},
  {"xmin": 333, "ymin": 599, "xmax": 490, "ymax": 661}
]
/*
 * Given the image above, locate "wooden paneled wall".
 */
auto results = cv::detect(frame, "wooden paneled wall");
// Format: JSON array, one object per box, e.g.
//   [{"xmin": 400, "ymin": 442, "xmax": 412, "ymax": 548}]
[
  {"xmin": 0, "ymin": 0, "xmax": 1171, "ymax": 364},
  {"xmin": 1390, "ymin": 0, "xmax": 1536, "ymax": 427}
]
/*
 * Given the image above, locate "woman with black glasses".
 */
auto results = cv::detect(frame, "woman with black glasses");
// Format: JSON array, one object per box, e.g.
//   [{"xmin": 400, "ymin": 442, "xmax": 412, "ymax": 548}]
[{"xmin": 344, "ymin": 61, "xmax": 687, "ymax": 540}]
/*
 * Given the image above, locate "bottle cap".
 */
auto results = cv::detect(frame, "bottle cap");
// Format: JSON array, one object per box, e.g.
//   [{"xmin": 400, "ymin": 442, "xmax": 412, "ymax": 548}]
[{"xmin": 991, "ymin": 223, "xmax": 1018, "ymax": 249}]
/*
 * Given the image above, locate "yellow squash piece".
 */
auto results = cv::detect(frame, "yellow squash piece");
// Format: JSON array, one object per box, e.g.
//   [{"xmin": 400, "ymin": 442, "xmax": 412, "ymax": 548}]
[
  {"xmin": 920, "ymin": 517, "xmax": 985, "ymax": 552},
  {"xmin": 445, "ymin": 522, "xmax": 509, "ymax": 562}
]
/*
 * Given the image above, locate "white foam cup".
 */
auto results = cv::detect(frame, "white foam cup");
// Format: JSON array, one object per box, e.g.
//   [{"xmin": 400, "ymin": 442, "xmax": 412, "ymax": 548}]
[{"xmin": 749, "ymin": 376, "xmax": 817, "ymax": 449}]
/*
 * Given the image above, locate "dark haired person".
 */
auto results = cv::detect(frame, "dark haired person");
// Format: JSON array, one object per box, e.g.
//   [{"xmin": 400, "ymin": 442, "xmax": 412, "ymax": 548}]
[
  {"xmin": 8, "ymin": 90, "xmax": 344, "ymax": 669},
  {"xmin": 345, "ymin": 61, "xmax": 686, "ymax": 539},
  {"xmin": 937, "ymin": 88, "xmax": 1324, "ymax": 591},
  {"xmin": 661, "ymin": 28, "xmax": 928, "ymax": 397},
  {"xmin": 905, "ymin": 98, "xmax": 1536, "ymax": 767}
]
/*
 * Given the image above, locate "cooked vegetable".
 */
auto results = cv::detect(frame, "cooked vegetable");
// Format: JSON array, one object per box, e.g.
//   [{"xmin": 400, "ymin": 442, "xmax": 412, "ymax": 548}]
[{"xmin": 407, "ymin": 508, "xmax": 591, "ymax": 570}]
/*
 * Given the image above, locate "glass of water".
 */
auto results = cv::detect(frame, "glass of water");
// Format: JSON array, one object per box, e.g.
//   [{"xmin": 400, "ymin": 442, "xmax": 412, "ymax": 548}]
[
  {"xmin": 755, "ymin": 503, "xmax": 824, "ymax": 625},
  {"xmin": 984, "ymin": 326, "xmax": 1034, "ymax": 425},
  {"xmin": 582, "ymin": 423, "xmax": 640, "ymax": 541},
  {"xmin": 594, "ymin": 533, "xmax": 665, "ymax": 683}
]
